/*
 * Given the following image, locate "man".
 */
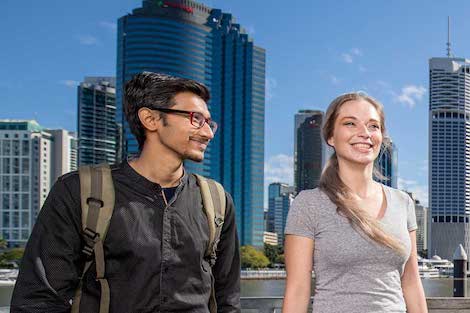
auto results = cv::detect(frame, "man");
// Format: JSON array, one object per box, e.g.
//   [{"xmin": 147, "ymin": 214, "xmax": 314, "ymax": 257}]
[{"xmin": 11, "ymin": 72, "xmax": 241, "ymax": 312}]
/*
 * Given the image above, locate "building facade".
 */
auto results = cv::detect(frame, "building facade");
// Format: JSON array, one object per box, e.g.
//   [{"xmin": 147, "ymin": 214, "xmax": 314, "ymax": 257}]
[
  {"xmin": 415, "ymin": 199, "xmax": 428, "ymax": 256},
  {"xmin": 78, "ymin": 77, "xmax": 117, "ymax": 166},
  {"xmin": 117, "ymin": 0, "xmax": 266, "ymax": 246},
  {"xmin": 267, "ymin": 182, "xmax": 295, "ymax": 247},
  {"xmin": 429, "ymin": 57, "xmax": 470, "ymax": 259},
  {"xmin": 375, "ymin": 136, "xmax": 398, "ymax": 188},
  {"xmin": 48, "ymin": 129, "xmax": 78, "ymax": 182},
  {"xmin": 294, "ymin": 110, "xmax": 325, "ymax": 193},
  {"xmin": 0, "ymin": 120, "xmax": 76, "ymax": 246}
]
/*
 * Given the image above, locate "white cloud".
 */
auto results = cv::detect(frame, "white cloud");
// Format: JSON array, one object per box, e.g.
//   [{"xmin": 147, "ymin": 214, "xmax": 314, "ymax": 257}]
[
  {"xmin": 78, "ymin": 35, "xmax": 99, "ymax": 45},
  {"xmin": 358, "ymin": 65, "xmax": 367, "ymax": 72},
  {"xmin": 265, "ymin": 154, "xmax": 294, "ymax": 185},
  {"xmin": 395, "ymin": 85, "xmax": 426, "ymax": 108},
  {"xmin": 398, "ymin": 177, "xmax": 428, "ymax": 207},
  {"xmin": 351, "ymin": 48, "xmax": 363, "ymax": 56},
  {"xmin": 330, "ymin": 75, "xmax": 340, "ymax": 85},
  {"xmin": 341, "ymin": 48, "xmax": 363, "ymax": 64},
  {"xmin": 99, "ymin": 21, "xmax": 117, "ymax": 32},
  {"xmin": 264, "ymin": 154, "xmax": 294, "ymax": 207},
  {"xmin": 59, "ymin": 80, "xmax": 79, "ymax": 88},
  {"xmin": 266, "ymin": 77, "xmax": 277, "ymax": 101},
  {"xmin": 341, "ymin": 53, "xmax": 353, "ymax": 63}
]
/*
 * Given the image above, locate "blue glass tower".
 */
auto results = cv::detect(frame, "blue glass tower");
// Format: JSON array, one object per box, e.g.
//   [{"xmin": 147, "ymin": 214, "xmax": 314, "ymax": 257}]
[
  {"xmin": 375, "ymin": 136, "xmax": 397, "ymax": 188},
  {"xmin": 117, "ymin": 0, "xmax": 266, "ymax": 247},
  {"xmin": 267, "ymin": 183, "xmax": 295, "ymax": 247}
]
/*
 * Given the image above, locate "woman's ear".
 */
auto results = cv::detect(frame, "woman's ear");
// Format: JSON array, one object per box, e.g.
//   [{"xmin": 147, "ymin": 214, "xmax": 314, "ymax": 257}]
[{"xmin": 327, "ymin": 137, "xmax": 334, "ymax": 147}]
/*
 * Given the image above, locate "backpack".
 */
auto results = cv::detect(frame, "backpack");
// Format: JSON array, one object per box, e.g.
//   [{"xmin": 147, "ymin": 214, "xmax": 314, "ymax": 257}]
[{"xmin": 71, "ymin": 164, "xmax": 226, "ymax": 313}]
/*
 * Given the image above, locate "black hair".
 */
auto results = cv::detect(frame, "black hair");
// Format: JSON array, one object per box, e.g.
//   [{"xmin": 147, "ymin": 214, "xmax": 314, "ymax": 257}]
[{"xmin": 124, "ymin": 72, "xmax": 210, "ymax": 151}]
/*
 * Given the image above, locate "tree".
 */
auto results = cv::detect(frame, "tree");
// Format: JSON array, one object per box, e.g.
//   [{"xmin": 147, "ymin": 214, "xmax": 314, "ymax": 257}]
[
  {"xmin": 264, "ymin": 243, "xmax": 282, "ymax": 267},
  {"xmin": 0, "ymin": 248, "xmax": 24, "ymax": 268},
  {"xmin": 240, "ymin": 245, "xmax": 269, "ymax": 269}
]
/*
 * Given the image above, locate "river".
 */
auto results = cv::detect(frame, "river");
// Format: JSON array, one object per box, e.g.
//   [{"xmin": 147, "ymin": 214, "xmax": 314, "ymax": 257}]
[{"xmin": 0, "ymin": 278, "xmax": 461, "ymax": 307}]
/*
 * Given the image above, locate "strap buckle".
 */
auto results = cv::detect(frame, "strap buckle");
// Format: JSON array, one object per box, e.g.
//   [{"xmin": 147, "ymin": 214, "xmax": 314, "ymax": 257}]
[{"xmin": 82, "ymin": 227, "xmax": 100, "ymax": 257}]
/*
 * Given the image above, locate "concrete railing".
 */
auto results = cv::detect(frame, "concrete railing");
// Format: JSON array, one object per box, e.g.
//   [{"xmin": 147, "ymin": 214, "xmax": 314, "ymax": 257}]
[{"xmin": 241, "ymin": 297, "xmax": 470, "ymax": 313}]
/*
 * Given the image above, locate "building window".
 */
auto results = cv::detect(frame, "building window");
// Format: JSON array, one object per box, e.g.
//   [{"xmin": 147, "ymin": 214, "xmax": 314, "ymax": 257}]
[{"xmin": 2, "ymin": 212, "xmax": 9, "ymax": 228}]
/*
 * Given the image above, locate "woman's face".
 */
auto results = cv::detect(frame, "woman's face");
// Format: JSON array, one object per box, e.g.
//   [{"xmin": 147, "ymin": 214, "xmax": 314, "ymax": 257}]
[{"xmin": 327, "ymin": 99, "xmax": 383, "ymax": 167}]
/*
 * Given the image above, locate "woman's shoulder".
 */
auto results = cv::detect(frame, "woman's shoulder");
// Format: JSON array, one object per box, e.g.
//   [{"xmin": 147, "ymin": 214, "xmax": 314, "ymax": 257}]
[
  {"xmin": 293, "ymin": 187, "xmax": 336, "ymax": 211},
  {"xmin": 382, "ymin": 184, "xmax": 412, "ymax": 204}
]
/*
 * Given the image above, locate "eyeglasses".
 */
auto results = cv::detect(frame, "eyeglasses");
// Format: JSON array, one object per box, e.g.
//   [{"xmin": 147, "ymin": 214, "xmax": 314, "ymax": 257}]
[{"xmin": 151, "ymin": 108, "xmax": 218, "ymax": 134}]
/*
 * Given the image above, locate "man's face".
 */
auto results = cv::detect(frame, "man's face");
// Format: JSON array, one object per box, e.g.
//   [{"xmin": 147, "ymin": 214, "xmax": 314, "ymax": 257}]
[{"xmin": 155, "ymin": 92, "xmax": 215, "ymax": 162}]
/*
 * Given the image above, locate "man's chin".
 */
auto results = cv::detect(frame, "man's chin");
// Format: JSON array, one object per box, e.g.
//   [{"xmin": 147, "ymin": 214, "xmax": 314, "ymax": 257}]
[{"xmin": 186, "ymin": 152, "xmax": 205, "ymax": 162}]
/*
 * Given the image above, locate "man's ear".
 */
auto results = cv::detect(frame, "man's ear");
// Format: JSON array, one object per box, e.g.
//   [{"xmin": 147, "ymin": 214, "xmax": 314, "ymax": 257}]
[{"xmin": 138, "ymin": 107, "xmax": 160, "ymax": 131}]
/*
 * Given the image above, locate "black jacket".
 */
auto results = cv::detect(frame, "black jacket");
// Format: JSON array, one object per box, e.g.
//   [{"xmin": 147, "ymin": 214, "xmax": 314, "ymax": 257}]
[{"xmin": 11, "ymin": 161, "xmax": 241, "ymax": 313}]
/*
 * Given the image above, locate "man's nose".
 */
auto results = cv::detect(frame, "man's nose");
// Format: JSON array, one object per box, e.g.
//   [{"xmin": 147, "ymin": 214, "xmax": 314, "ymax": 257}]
[{"xmin": 199, "ymin": 122, "xmax": 215, "ymax": 140}]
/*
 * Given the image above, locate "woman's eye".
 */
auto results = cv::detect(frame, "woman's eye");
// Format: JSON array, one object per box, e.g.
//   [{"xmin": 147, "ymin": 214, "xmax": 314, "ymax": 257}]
[
  {"xmin": 370, "ymin": 124, "xmax": 380, "ymax": 129},
  {"xmin": 344, "ymin": 122, "xmax": 354, "ymax": 126}
]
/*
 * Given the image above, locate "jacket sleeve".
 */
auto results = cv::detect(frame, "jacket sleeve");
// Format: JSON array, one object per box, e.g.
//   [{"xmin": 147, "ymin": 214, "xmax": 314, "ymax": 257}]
[
  {"xmin": 10, "ymin": 174, "xmax": 84, "ymax": 313},
  {"xmin": 212, "ymin": 192, "xmax": 241, "ymax": 313}
]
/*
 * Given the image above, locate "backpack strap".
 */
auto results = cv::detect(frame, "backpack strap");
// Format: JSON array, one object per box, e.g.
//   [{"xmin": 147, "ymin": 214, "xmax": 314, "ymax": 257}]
[
  {"xmin": 194, "ymin": 174, "xmax": 226, "ymax": 313},
  {"xmin": 72, "ymin": 164, "xmax": 115, "ymax": 313}
]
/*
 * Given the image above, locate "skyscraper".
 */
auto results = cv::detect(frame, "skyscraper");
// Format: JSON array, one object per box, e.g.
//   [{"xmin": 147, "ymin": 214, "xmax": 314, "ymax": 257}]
[
  {"xmin": 78, "ymin": 77, "xmax": 117, "ymax": 166},
  {"xmin": 294, "ymin": 110, "xmax": 325, "ymax": 193},
  {"xmin": 267, "ymin": 182, "xmax": 295, "ymax": 247},
  {"xmin": 0, "ymin": 120, "xmax": 76, "ymax": 246},
  {"xmin": 415, "ymin": 199, "xmax": 428, "ymax": 256},
  {"xmin": 429, "ymin": 57, "xmax": 470, "ymax": 259},
  {"xmin": 48, "ymin": 129, "xmax": 78, "ymax": 182},
  {"xmin": 117, "ymin": 0, "xmax": 265, "ymax": 246},
  {"xmin": 375, "ymin": 136, "xmax": 398, "ymax": 188}
]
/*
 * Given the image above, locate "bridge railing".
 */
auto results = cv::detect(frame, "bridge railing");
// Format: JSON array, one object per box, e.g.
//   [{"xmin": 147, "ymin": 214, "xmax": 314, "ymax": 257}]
[{"xmin": 240, "ymin": 297, "xmax": 470, "ymax": 312}]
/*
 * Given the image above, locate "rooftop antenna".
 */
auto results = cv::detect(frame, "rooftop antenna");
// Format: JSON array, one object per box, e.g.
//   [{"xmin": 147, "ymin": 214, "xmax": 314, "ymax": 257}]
[{"xmin": 447, "ymin": 16, "xmax": 452, "ymax": 57}]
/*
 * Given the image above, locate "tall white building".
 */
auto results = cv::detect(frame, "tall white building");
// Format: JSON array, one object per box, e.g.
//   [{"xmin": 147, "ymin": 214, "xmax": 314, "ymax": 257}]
[
  {"xmin": 415, "ymin": 199, "xmax": 428, "ymax": 255},
  {"xmin": 429, "ymin": 57, "xmax": 470, "ymax": 259},
  {"xmin": 48, "ymin": 129, "xmax": 77, "ymax": 182},
  {"xmin": 0, "ymin": 120, "xmax": 76, "ymax": 246}
]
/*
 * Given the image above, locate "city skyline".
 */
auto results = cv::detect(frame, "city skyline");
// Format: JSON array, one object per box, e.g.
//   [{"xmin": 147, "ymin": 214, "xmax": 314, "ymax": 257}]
[{"xmin": 6, "ymin": 0, "xmax": 470, "ymax": 206}]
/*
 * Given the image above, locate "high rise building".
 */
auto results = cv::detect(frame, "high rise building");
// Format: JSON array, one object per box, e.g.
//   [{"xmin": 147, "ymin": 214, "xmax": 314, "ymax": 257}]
[
  {"xmin": 0, "ymin": 120, "xmax": 77, "ymax": 246},
  {"xmin": 267, "ymin": 182, "xmax": 295, "ymax": 246},
  {"xmin": 48, "ymin": 129, "xmax": 78, "ymax": 182},
  {"xmin": 415, "ymin": 199, "xmax": 428, "ymax": 256},
  {"xmin": 375, "ymin": 136, "xmax": 398, "ymax": 188},
  {"xmin": 117, "ymin": 0, "xmax": 266, "ymax": 246},
  {"xmin": 294, "ymin": 110, "xmax": 325, "ymax": 193},
  {"xmin": 78, "ymin": 77, "xmax": 117, "ymax": 166},
  {"xmin": 0, "ymin": 121, "xmax": 65, "ymax": 246},
  {"xmin": 429, "ymin": 57, "xmax": 470, "ymax": 259}
]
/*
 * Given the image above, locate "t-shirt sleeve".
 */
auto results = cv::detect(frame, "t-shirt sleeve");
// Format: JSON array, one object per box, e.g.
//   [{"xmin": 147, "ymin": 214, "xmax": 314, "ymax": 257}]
[
  {"xmin": 284, "ymin": 190, "xmax": 318, "ymax": 240},
  {"xmin": 406, "ymin": 194, "xmax": 418, "ymax": 231}
]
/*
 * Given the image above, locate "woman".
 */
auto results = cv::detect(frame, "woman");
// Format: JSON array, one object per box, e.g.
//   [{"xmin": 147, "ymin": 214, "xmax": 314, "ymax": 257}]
[{"xmin": 282, "ymin": 92, "xmax": 428, "ymax": 313}]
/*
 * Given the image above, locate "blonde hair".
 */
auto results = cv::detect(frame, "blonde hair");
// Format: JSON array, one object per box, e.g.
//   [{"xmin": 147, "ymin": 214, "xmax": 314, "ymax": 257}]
[{"xmin": 319, "ymin": 92, "xmax": 404, "ymax": 254}]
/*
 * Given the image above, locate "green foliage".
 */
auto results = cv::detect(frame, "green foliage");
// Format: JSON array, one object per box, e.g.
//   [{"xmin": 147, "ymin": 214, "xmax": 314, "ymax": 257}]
[
  {"xmin": 264, "ymin": 243, "xmax": 285, "ymax": 267},
  {"xmin": 0, "ymin": 239, "xmax": 7, "ymax": 250},
  {"xmin": 240, "ymin": 245, "xmax": 269, "ymax": 269},
  {"xmin": 264, "ymin": 243, "xmax": 282, "ymax": 266},
  {"xmin": 0, "ymin": 248, "xmax": 24, "ymax": 268}
]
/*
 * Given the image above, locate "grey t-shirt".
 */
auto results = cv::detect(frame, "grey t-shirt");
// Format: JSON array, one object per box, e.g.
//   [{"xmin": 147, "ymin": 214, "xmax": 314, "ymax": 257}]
[{"xmin": 284, "ymin": 185, "xmax": 417, "ymax": 313}]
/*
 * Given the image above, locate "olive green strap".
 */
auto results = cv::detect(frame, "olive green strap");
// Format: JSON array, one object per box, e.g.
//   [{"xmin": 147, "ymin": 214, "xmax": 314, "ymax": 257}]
[
  {"xmin": 72, "ymin": 164, "xmax": 114, "ymax": 313},
  {"xmin": 194, "ymin": 174, "xmax": 226, "ymax": 313}
]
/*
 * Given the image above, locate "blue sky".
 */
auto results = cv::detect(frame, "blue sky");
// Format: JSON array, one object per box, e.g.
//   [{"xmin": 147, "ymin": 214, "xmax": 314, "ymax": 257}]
[{"xmin": 4, "ymin": 0, "xmax": 470, "ymax": 206}]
